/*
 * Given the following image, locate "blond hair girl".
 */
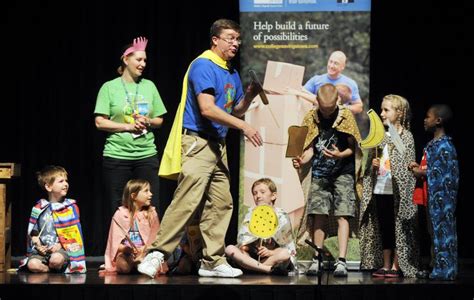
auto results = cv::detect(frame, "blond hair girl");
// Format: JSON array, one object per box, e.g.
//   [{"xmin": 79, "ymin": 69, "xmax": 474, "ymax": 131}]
[{"xmin": 359, "ymin": 94, "xmax": 420, "ymax": 278}]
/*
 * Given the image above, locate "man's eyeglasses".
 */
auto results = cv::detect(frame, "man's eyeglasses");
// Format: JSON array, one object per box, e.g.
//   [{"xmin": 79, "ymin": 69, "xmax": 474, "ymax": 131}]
[{"xmin": 219, "ymin": 36, "xmax": 242, "ymax": 45}]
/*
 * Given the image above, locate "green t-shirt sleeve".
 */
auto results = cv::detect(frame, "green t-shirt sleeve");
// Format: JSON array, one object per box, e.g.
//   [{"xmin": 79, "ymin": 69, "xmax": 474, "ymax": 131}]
[
  {"xmin": 94, "ymin": 82, "xmax": 111, "ymax": 116},
  {"xmin": 151, "ymin": 83, "xmax": 167, "ymax": 118}
]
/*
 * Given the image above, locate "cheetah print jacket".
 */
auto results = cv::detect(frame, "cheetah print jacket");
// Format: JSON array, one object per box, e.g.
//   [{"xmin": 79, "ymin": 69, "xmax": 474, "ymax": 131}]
[{"xmin": 359, "ymin": 130, "xmax": 420, "ymax": 277}]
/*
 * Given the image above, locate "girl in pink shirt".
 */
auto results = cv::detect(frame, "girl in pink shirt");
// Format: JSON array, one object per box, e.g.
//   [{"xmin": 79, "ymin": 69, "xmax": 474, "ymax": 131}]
[{"xmin": 103, "ymin": 179, "xmax": 166, "ymax": 274}]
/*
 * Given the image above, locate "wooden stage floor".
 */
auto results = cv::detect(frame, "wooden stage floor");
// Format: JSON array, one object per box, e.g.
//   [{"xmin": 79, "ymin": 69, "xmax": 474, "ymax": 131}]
[{"xmin": 1, "ymin": 259, "xmax": 474, "ymax": 299}]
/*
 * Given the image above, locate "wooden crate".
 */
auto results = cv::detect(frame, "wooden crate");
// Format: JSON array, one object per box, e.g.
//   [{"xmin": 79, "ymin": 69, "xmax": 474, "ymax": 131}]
[{"xmin": 0, "ymin": 163, "xmax": 20, "ymax": 271}]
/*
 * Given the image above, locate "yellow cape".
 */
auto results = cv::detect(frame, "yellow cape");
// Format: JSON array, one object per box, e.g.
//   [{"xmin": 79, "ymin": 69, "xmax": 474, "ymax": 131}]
[{"xmin": 159, "ymin": 50, "xmax": 229, "ymax": 180}]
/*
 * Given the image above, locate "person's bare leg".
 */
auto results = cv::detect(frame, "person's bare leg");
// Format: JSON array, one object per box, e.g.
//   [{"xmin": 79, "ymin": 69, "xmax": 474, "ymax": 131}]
[
  {"xmin": 313, "ymin": 214, "xmax": 327, "ymax": 251},
  {"xmin": 306, "ymin": 215, "xmax": 326, "ymax": 275},
  {"xmin": 392, "ymin": 250, "xmax": 400, "ymax": 270},
  {"xmin": 225, "ymin": 245, "xmax": 271, "ymax": 273},
  {"xmin": 260, "ymin": 247, "xmax": 290, "ymax": 267},
  {"xmin": 337, "ymin": 216, "xmax": 350, "ymax": 259},
  {"xmin": 48, "ymin": 253, "xmax": 66, "ymax": 271},
  {"xmin": 27, "ymin": 258, "xmax": 49, "ymax": 273},
  {"xmin": 383, "ymin": 249, "xmax": 392, "ymax": 270}
]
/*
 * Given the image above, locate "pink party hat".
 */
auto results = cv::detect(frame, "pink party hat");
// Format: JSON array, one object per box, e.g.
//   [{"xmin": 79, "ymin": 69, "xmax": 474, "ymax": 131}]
[{"xmin": 122, "ymin": 36, "xmax": 148, "ymax": 57}]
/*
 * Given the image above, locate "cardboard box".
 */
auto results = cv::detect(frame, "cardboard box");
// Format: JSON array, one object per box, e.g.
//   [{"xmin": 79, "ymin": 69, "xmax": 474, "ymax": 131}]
[
  {"xmin": 245, "ymin": 94, "xmax": 313, "ymax": 145},
  {"xmin": 243, "ymin": 142, "xmax": 305, "ymax": 214},
  {"xmin": 263, "ymin": 61, "xmax": 305, "ymax": 95},
  {"xmin": 242, "ymin": 61, "xmax": 309, "ymax": 235}
]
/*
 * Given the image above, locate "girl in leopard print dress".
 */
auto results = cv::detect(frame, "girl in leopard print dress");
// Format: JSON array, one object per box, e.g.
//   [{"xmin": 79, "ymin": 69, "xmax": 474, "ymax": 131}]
[{"xmin": 359, "ymin": 95, "xmax": 420, "ymax": 278}]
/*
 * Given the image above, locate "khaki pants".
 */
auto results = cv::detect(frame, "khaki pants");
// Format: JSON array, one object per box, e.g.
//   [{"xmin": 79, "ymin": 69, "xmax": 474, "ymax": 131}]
[{"xmin": 148, "ymin": 135, "xmax": 233, "ymax": 268}]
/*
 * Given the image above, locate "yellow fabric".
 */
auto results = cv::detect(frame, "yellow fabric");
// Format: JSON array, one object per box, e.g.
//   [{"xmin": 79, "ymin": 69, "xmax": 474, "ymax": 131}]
[{"xmin": 159, "ymin": 50, "xmax": 229, "ymax": 180}]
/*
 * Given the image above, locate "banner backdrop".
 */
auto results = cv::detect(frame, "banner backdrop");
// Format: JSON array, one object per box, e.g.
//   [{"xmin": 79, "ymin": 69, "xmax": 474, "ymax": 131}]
[{"xmin": 239, "ymin": 0, "xmax": 371, "ymax": 262}]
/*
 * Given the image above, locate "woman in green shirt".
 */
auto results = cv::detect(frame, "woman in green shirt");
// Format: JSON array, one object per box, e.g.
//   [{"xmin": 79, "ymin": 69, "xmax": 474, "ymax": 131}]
[{"xmin": 94, "ymin": 36, "xmax": 167, "ymax": 224}]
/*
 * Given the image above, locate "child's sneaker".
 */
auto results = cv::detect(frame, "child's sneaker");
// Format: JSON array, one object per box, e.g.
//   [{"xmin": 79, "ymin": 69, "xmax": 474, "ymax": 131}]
[
  {"xmin": 306, "ymin": 257, "xmax": 320, "ymax": 276},
  {"xmin": 137, "ymin": 251, "xmax": 164, "ymax": 278},
  {"xmin": 333, "ymin": 260, "xmax": 348, "ymax": 277},
  {"xmin": 416, "ymin": 270, "xmax": 430, "ymax": 279},
  {"xmin": 198, "ymin": 263, "xmax": 243, "ymax": 278}
]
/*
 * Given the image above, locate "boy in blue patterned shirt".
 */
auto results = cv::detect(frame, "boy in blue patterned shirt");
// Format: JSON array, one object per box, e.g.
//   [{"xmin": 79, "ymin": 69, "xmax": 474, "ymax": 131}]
[{"xmin": 410, "ymin": 104, "xmax": 459, "ymax": 280}]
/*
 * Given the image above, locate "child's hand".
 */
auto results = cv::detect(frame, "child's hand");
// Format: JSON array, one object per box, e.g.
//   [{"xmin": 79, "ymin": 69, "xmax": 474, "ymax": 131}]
[
  {"xmin": 292, "ymin": 157, "xmax": 303, "ymax": 169},
  {"xmin": 257, "ymin": 246, "xmax": 273, "ymax": 258},
  {"xmin": 372, "ymin": 158, "xmax": 380, "ymax": 169},
  {"xmin": 411, "ymin": 167, "xmax": 423, "ymax": 178},
  {"xmin": 409, "ymin": 162, "xmax": 425, "ymax": 178},
  {"xmin": 36, "ymin": 244, "xmax": 49, "ymax": 256},
  {"xmin": 322, "ymin": 144, "xmax": 344, "ymax": 159},
  {"xmin": 292, "ymin": 147, "xmax": 314, "ymax": 169},
  {"xmin": 408, "ymin": 161, "xmax": 419, "ymax": 170},
  {"xmin": 31, "ymin": 236, "xmax": 41, "ymax": 246},
  {"xmin": 48, "ymin": 243, "xmax": 62, "ymax": 253}
]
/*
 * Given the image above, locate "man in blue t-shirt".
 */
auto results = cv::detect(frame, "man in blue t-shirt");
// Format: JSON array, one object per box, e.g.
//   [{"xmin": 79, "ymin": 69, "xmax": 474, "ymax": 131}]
[
  {"xmin": 288, "ymin": 51, "xmax": 363, "ymax": 114},
  {"xmin": 138, "ymin": 19, "xmax": 263, "ymax": 279}
]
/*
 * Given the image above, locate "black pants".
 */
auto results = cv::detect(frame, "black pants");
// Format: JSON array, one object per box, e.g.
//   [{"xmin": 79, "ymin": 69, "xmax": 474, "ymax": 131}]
[
  {"xmin": 102, "ymin": 155, "xmax": 160, "ymax": 220},
  {"xmin": 375, "ymin": 194, "xmax": 395, "ymax": 250}
]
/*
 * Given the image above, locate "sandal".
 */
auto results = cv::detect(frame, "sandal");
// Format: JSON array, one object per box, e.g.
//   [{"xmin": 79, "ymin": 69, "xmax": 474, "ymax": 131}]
[{"xmin": 372, "ymin": 268, "xmax": 389, "ymax": 277}]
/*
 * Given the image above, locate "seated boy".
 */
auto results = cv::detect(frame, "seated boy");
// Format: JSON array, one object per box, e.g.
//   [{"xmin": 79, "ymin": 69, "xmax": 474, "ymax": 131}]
[
  {"xmin": 19, "ymin": 165, "xmax": 86, "ymax": 273},
  {"xmin": 225, "ymin": 178, "xmax": 296, "ymax": 275}
]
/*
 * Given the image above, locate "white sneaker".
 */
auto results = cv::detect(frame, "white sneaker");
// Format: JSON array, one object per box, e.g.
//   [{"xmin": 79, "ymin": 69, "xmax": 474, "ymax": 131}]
[
  {"xmin": 137, "ymin": 251, "xmax": 164, "ymax": 278},
  {"xmin": 333, "ymin": 260, "xmax": 347, "ymax": 277},
  {"xmin": 198, "ymin": 263, "xmax": 243, "ymax": 278},
  {"xmin": 306, "ymin": 258, "xmax": 320, "ymax": 276}
]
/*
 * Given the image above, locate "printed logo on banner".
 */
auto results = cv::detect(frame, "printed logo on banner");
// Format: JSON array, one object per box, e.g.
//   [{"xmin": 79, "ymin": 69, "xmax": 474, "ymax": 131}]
[{"xmin": 337, "ymin": 0, "xmax": 354, "ymax": 3}]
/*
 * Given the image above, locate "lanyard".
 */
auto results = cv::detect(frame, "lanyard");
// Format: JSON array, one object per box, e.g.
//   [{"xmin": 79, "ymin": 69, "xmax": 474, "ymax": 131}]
[{"xmin": 120, "ymin": 78, "xmax": 140, "ymax": 108}]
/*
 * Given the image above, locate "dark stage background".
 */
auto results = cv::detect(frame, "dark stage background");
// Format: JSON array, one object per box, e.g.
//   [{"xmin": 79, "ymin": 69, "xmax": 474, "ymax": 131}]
[{"xmin": 1, "ymin": 1, "xmax": 469, "ymax": 259}]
